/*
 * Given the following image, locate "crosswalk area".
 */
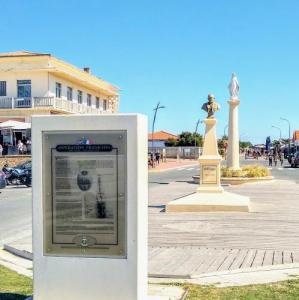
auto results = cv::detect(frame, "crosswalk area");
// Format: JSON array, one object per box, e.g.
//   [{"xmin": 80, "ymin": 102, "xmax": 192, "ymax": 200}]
[
  {"xmin": 268, "ymin": 167, "xmax": 296, "ymax": 171},
  {"xmin": 176, "ymin": 166, "xmax": 199, "ymax": 171}
]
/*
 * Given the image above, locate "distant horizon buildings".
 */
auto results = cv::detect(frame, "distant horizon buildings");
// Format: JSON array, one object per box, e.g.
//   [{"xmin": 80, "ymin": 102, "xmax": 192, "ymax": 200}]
[{"xmin": 148, "ymin": 130, "xmax": 178, "ymax": 148}]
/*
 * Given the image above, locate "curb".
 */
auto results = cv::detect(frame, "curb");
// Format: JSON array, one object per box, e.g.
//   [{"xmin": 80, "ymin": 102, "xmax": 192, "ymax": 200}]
[{"xmin": 3, "ymin": 243, "xmax": 33, "ymax": 260}]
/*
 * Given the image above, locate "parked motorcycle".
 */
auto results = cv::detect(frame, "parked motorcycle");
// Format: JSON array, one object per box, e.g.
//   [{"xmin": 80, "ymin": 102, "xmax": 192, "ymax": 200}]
[{"xmin": 2, "ymin": 161, "xmax": 32, "ymax": 187}]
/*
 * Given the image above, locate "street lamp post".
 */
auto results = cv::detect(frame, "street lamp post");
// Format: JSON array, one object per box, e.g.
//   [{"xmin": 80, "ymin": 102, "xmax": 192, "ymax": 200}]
[
  {"xmin": 280, "ymin": 117, "xmax": 291, "ymax": 153},
  {"xmin": 194, "ymin": 119, "xmax": 201, "ymax": 148},
  {"xmin": 151, "ymin": 102, "xmax": 165, "ymax": 150},
  {"xmin": 271, "ymin": 125, "xmax": 282, "ymax": 140}
]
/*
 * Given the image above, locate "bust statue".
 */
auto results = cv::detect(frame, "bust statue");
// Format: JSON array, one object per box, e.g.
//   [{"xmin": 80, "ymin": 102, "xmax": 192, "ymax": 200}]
[
  {"xmin": 228, "ymin": 72, "xmax": 239, "ymax": 99},
  {"xmin": 201, "ymin": 94, "xmax": 220, "ymax": 118}
]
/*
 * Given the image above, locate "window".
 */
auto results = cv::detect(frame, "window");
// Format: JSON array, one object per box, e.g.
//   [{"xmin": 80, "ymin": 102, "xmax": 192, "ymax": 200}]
[
  {"xmin": 17, "ymin": 80, "xmax": 31, "ymax": 98},
  {"xmin": 87, "ymin": 94, "xmax": 92, "ymax": 106},
  {"xmin": 67, "ymin": 87, "xmax": 73, "ymax": 101},
  {"xmin": 56, "ymin": 82, "xmax": 61, "ymax": 98},
  {"xmin": 103, "ymin": 99, "xmax": 107, "ymax": 111},
  {"xmin": 0, "ymin": 81, "xmax": 6, "ymax": 96},
  {"xmin": 96, "ymin": 97, "xmax": 100, "ymax": 109},
  {"xmin": 78, "ymin": 90, "xmax": 82, "ymax": 104}
]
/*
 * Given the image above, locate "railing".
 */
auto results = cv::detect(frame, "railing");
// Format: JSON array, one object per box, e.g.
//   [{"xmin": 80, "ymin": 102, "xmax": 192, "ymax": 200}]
[
  {"xmin": 0, "ymin": 96, "xmax": 110, "ymax": 114},
  {"xmin": 0, "ymin": 97, "xmax": 13, "ymax": 108},
  {"xmin": 15, "ymin": 98, "xmax": 32, "ymax": 108},
  {"xmin": 34, "ymin": 96, "xmax": 54, "ymax": 107}
]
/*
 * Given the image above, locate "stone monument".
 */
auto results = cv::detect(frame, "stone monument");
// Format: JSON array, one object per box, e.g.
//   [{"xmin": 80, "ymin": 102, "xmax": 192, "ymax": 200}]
[
  {"xmin": 166, "ymin": 94, "xmax": 250, "ymax": 213},
  {"xmin": 227, "ymin": 73, "xmax": 241, "ymax": 170},
  {"xmin": 198, "ymin": 94, "xmax": 223, "ymax": 193}
]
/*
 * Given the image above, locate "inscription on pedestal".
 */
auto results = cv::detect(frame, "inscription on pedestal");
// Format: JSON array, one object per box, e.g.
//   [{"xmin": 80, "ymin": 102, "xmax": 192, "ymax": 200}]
[{"xmin": 202, "ymin": 165, "xmax": 217, "ymax": 184}]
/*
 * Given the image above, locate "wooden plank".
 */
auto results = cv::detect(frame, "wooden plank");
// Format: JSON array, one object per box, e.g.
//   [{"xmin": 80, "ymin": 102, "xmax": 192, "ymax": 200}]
[
  {"xmin": 291, "ymin": 251, "xmax": 299, "ymax": 263},
  {"xmin": 262, "ymin": 250, "xmax": 274, "ymax": 266},
  {"xmin": 251, "ymin": 250, "xmax": 266, "ymax": 268},
  {"xmin": 218, "ymin": 249, "xmax": 240, "ymax": 272},
  {"xmin": 158, "ymin": 247, "xmax": 192, "ymax": 275},
  {"xmin": 175, "ymin": 247, "xmax": 210, "ymax": 275},
  {"xmin": 283, "ymin": 250, "xmax": 293, "ymax": 264},
  {"xmin": 203, "ymin": 248, "xmax": 232, "ymax": 273},
  {"xmin": 273, "ymin": 250, "xmax": 283, "ymax": 265},
  {"xmin": 149, "ymin": 247, "xmax": 174, "ymax": 274},
  {"xmin": 240, "ymin": 249, "xmax": 257, "ymax": 268},
  {"xmin": 193, "ymin": 248, "xmax": 225, "ymax": 274},
  {"xmin": 229, "ymin": 249, "xmax": 249, "ymax": 270}
]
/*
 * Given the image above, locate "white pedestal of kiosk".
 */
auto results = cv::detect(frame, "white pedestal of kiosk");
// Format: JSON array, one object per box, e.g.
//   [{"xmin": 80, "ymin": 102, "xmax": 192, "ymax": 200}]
[{"xmin": 32, "ymin": 114, "xmax": 148, "ymax": 300}]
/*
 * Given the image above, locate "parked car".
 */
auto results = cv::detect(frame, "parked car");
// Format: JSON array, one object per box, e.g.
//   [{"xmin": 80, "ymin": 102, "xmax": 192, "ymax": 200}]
[
  {"xmin": 0, "ymin": 170, "xmax": 6, "ymax": 189},
  {"xmin": 288, "ymin": 151, "xmax": 299, "ymax": 168}
]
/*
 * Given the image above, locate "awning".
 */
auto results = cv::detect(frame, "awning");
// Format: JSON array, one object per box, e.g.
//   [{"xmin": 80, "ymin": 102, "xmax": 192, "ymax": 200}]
[{"xmin": 0, "ymin": 120, "xmax": 31, "ymax": 130}]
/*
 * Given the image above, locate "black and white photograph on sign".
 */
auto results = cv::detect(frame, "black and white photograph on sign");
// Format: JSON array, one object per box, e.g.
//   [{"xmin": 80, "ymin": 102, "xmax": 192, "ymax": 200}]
[{"xmin": 52, "ymin": 152, "xmax": 119, "ymax": 247}]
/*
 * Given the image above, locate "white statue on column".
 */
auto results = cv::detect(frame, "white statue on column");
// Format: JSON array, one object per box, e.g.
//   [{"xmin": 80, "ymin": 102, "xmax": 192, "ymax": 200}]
[
  {"xmin": 228, "ymin": 73, "xmax": 239, "ymax": 100},
  {"xmin": 227, "ymin": 72, "xmax": 240, "ymax": 170}
]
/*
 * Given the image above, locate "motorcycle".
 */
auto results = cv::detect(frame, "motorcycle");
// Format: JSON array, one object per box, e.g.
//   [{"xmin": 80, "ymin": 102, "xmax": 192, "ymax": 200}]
[{"xmin": 3, "ymin": 163, "xmax": 32, "ymax": 187}]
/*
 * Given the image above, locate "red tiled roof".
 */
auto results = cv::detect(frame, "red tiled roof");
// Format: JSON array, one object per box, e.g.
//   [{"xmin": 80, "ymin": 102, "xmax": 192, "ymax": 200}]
[
  {"xmin": 293, "ymin": 130, "xmax": 299, "ymax": 141},
  {"xmin": 148, "ymin": 131, "xmax": 178, "ymax": 141}
]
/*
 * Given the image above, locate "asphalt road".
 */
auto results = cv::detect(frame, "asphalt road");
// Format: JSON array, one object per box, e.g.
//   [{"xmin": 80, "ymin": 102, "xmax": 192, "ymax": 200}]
[
  {"xmin": 0, "ymin": 157, "xmax": 298, "ymax": 247},
  {"xmin": 149, "ymin": 157, "xmax": 299, "ymax": 186}
]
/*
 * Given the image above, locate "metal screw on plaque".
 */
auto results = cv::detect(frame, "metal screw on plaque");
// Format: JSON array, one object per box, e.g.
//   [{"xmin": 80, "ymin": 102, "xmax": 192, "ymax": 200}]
[
  {"xmin": 80, "ymin": 237, "xmax": 89, "ymax": 247},
  {"xmin": 47, "ymin": 192, "xmax": 50, "ymax": 196},
  {"xmin": 119, "ymin": 193, "xmax": 124, "ymax": 197},
  {"xmin": 119, "ymin": 135, "xmax": 122, "ymax": 139}
]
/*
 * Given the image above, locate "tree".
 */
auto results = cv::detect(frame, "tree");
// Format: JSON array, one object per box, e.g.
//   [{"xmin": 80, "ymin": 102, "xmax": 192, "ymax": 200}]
[
  {"xmin": 239, "ymin": 141, "xmax": 253, "ymax": 149},
  {"xmin": 165, "ymin": 131, "xmax": 203, "ymax": 147}
]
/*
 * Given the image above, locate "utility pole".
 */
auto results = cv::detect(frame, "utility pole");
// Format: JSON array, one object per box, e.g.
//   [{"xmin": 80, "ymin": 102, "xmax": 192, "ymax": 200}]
[
  {"xmin": 280, "ymin": 117, "xmax": 291, "ymax": 154},
  {"xmin": 151, "ymin": 102, "xmax": 165, "ymax": 150},
  {"xmin": 271, "ymin": 125, "xmax": 282, "ymax": 140},
  {"xmin": 194, "ymin": 119, "xmax": 201, "ymax": 148}
]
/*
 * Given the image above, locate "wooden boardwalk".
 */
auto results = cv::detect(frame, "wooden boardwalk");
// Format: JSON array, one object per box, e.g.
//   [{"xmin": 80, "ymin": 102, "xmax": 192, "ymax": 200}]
[
  {"xmin": 148, "ymin": 179, "xmax": 299, "ymax": 277},
  {"xmin": 149, "ymin": 246, "xmax": 299, "ymax": 277}
]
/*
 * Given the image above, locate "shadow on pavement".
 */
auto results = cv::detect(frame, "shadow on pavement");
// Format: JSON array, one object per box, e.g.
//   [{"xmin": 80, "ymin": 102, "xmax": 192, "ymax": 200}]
[
  {"xmin": 148, "ymin": 205, "xmax": 165, "ymax": 212},
  {"xmin": 0, "ymin": 293, "xmax": 29, "ymax": 300},
  {"xmin": 175, "ymin": 180, "xmax": 196, "ymax": 184}
]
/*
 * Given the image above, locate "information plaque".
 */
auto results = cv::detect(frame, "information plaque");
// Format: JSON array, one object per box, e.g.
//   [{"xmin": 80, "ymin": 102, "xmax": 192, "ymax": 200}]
[
  {"xmin": 201, "ymin": 165, "xmax": 217, "ymax": 184},
  {"xmin": 42, "ymin": 131, "xmax": 127, "ymax": 258}
]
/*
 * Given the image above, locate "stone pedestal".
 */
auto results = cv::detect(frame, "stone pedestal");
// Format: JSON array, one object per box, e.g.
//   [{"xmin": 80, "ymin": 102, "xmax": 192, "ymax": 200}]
[
  {"xmin": 227, "ymin": 99, "xmax": 240, "ymax": 170},
  {"xmin": 166, "ymin": 117, "xmax": 250, "ymax": 213},
  {"xmin": 197, "ymin": 118, "xmax": 223, "ymax": 193}
]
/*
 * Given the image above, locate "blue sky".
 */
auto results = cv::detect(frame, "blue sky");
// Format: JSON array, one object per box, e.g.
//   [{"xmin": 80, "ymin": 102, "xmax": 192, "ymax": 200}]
[{"xmin": 1, "ymin": 0, "xmax": 299, "ymax": 144}]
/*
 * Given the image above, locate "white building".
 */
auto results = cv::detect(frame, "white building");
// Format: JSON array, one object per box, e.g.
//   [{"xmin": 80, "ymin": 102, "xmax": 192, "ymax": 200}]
[{"xmin": 0, "ymin": 51, "xmax": 119, "ymax": 124}]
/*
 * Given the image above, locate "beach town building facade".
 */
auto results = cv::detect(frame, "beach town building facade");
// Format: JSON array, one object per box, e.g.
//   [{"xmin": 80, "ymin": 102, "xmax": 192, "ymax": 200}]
[{"xmin": 0, "ymin": 51, "xmax": 119, "ymax": 124}]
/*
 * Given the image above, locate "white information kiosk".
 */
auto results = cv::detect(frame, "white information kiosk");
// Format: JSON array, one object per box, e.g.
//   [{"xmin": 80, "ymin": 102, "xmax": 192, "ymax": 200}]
[{"xmin": 32, "ymin": 114, "xmax": 148, "ymax": 300}]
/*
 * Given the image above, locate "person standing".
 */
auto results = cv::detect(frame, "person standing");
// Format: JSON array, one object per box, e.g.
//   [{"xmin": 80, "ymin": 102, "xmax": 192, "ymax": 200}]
[
  {"xmin": 273, "ymin": 153, "xmax": 278, "ymax": 166},
  {"xmin": 268, "ymin": 153, "xmax": 273, "ymax": 167},
  {"xmin": 279, "ymin": 152, "xmax": 284, "ymax": 166},
  {"xmin": 0, "ymin": 143, "xmax": 3, "ymax": 156}
]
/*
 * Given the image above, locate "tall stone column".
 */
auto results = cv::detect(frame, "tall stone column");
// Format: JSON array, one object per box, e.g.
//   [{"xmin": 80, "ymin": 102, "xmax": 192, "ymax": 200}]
[{"xmin": 227, "ymin": 99, "xmax": 240, "ymax": 170}]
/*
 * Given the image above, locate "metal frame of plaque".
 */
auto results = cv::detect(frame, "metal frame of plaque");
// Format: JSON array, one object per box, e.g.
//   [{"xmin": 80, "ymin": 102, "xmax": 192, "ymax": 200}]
[{"xmin": 42, "ymin": 131, "xmax": 127, "ymax": 258}]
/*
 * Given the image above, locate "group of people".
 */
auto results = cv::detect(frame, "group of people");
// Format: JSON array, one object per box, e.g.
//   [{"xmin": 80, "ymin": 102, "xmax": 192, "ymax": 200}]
[
  {"xmin": 0, "ymin": 139, "xmax": 31, "ymax": 156},
  {"xmin": 268, "ymin": 151, "xmax": 284, "ymax": 167},
  {"xmin": 17, "ymin": 139, "xmax": 31, "ymax": 155}
]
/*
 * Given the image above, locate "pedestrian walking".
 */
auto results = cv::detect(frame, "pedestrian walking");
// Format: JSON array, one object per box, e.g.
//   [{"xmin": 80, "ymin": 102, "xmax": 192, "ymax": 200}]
[
  {"xmin": 279, "ymin": 153, "xmax": 284, "ymax": 166},
  {"xmin": 274, "ymin": 153, "xmax": 278, "ymax": 166},
  {"xmin": 268, "ymin": 153, "xmax": 273, "ymax": 167}
]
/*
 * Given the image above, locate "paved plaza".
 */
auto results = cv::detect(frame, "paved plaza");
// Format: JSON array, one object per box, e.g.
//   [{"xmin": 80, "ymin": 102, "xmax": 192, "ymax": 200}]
[{"xmin": 1, "ymin": 159, "xmax": 299, "ymax": 282}]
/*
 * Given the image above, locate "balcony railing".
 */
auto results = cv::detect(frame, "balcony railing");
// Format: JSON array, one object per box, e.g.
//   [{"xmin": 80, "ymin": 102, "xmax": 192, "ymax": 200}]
[{"xmin": 0, "ymin": 96, "xmax": 111, "ymax": 114}]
